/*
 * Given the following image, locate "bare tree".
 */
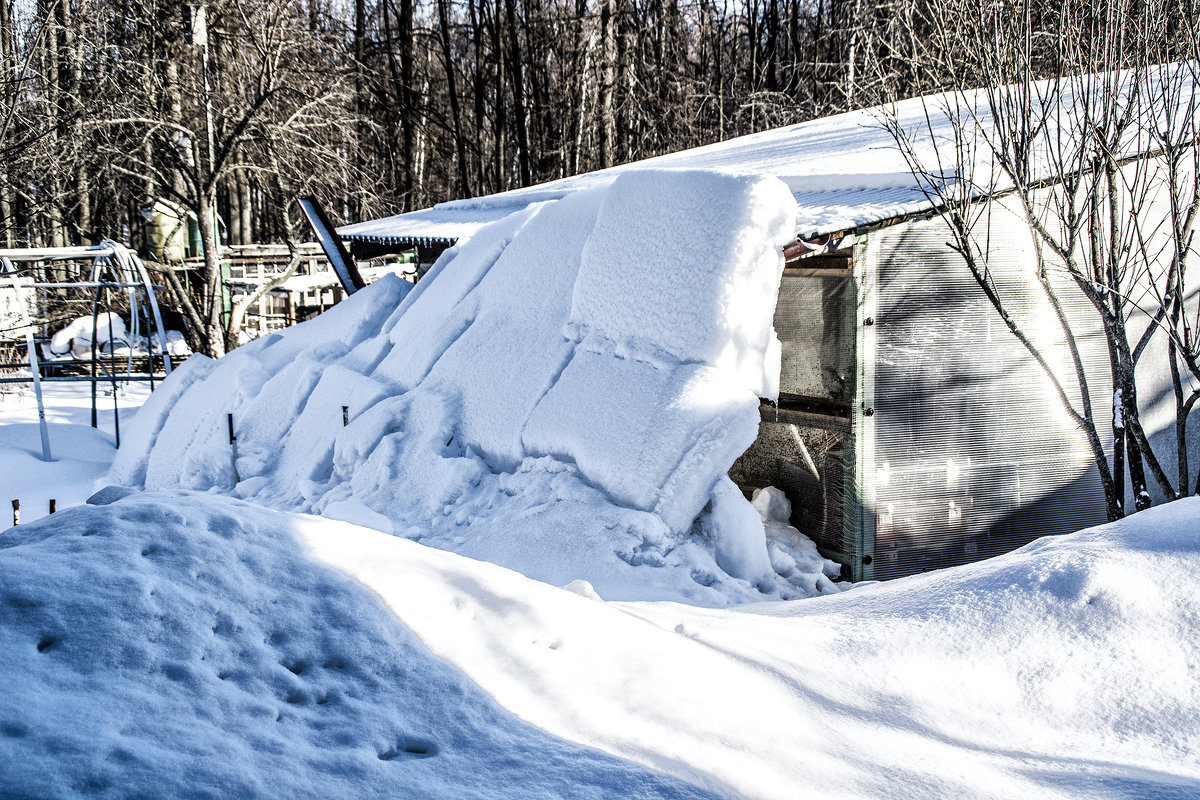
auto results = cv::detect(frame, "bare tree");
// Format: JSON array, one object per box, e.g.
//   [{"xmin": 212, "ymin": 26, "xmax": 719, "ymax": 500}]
[{"xmin": 881, "ymin": 0, "xmax": 1200, "ymax": 518}]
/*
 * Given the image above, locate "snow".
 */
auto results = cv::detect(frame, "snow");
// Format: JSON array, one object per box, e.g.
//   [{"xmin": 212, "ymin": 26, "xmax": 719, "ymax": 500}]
[
  {"xmin": 0, "ymin": 382, "xmax": 149, "ymax": 525},
  {"xmin": 48, "ymin": 312, "xmax": 127, "ymax": 356},
  {"xmin": 3, "ymin": 343, "xmax": 1200, "ymax": 800},
  {"xmin": 107, "ymin": 170, "xmax": 818, "ymax": 606},
  {"xmin": 5, "ymin": 161, "xmax": 1200, "ymax": 798},
  {"xmin": 0, "ymin": 423, "xmax": 116, "ymax": 524},
  {"xmin": 0, "ymin": 491, "xmax": 719, "ymax": 800},
  {"xmin": 305, "ymin": 499, "xmax": 1200, "ymax": 799},
  {"xmin": 341, "ymin": 63, "xmax": 1197, "ymax": 247},
  {"xmin": 45, "ymin": 314, "xmax": 191, "ymax": 359}
]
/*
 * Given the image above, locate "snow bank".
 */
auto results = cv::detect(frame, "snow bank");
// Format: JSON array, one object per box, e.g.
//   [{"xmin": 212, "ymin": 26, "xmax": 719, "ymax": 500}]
[
  {"xmin": 109, "ymin": 170, "xmax": 818, "ymax": 605},
  {"xmin": 307, "ymin": 497, "xmax": 1200, "ymax": 800},
  {"xmin": 0, "ymin": 492, "xmax": 719, "ymax": 800}
]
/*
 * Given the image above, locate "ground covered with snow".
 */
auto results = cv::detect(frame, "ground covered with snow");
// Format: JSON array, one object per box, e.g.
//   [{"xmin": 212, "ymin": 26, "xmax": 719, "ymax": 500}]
[
  {"xmin": 0, "ymin": 490, "xmax": 721, "ymax": 800},
  {"xmin": 2, "ymin": 435, "xmax": 1198, "ymax": 798},
  {"xmin": 0, "ymin": 381, "xmax": 148, "ymax": 526}
]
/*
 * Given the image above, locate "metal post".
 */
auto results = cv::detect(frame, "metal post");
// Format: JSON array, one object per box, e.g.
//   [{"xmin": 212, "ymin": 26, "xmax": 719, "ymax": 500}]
[
  {"xmin": 1, "ymin": 257, "xmax": 51, "ymax": 461},
  {"xmin": 227, "ymin": 412, "xmax": 240, "ymax": 483},
  {"xmin": 11, "ymin": 499, "xmax": 18, "ymax": 526}
]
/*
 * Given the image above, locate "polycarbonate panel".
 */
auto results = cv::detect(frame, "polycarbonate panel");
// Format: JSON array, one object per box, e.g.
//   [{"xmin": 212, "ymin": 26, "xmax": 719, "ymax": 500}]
[
  {"xmin": 869, "ymin": 207, "xmax": 1110, "ymax": 579},
  {"xmin": 776, "ymin": 272, "xmax": 856, "ymax": 404}
]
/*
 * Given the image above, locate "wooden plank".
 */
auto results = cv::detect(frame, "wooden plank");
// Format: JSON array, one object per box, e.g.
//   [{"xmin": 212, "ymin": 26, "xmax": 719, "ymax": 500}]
[{"xmin": 758, "ymin": 402, "xmax": 852, "ymax": 433}]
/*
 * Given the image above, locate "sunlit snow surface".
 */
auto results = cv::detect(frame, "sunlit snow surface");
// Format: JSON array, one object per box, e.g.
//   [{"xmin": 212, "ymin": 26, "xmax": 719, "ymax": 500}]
[
  {"xmin": 2, "ymin": 481, "xmax": 1198, "ymax": 799},
  {"xmin": 3, "ymin": 388, "xmax": 1200, "ymax": 798},
  {"xmin": 0, "ymin": 492, "xmax": 720, "ymax": 800}
]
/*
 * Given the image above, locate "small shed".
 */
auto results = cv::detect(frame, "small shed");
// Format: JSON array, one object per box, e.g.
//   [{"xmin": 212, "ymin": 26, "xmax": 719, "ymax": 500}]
[{"xmin": 337, "ymin": 67, "xmax": 1198, "ymax": 581}]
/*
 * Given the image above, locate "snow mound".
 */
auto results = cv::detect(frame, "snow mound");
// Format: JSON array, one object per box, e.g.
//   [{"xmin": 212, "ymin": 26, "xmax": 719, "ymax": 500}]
[
  {"xmin": 109, "ymin": 169, "xmax": 824, "ymax": 605},
  {"xmin": 47, "ymin": 314, "xmax": 190, "ymax": 359},
  {"xmin": 0, "ymin": 492, "xmax": 719, "ymax": 800},
  {"xmin": 49, "ymin": 312, "xmax": 127, "ymax": 357},
  {"xmin": 307, "ymin": 496, "xmax": 1200, "ymax": 800}
]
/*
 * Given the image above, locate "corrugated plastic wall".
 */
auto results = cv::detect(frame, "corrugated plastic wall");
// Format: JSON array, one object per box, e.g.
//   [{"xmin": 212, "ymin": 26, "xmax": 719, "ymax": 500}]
[{"xmin": 867, "ymin": 203, "xmax": 1111, "ymax": 579}]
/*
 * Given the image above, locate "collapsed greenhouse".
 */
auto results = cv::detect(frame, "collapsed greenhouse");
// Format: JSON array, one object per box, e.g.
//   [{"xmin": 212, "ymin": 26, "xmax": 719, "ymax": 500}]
[{"xmin": 334, "ymin": 65, "xmax": 1200, "ymax": 581}]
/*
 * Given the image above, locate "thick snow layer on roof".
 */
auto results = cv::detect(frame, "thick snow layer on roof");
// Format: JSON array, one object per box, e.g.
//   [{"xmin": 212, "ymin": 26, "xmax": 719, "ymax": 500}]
[
  {"xmin": 108, "ymin": 170, "xmax": 843, "ymax": 605},
  {"xmin": 341, "ymin": 62, "xmax": 1198, "ymax": 246},
  {"xmin": 337, "ymin": 202, "xmax": 519, "ymax": 245}
]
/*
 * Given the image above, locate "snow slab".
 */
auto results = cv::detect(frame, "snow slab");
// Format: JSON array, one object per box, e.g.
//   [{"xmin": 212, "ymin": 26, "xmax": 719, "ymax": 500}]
[
  {"xmin": 107, "ymin": 170, "xmax": 843, "ymax": 606},
  {"xmin": 0, "ymin": 492, "xmax": 719, "ymax": 800}
]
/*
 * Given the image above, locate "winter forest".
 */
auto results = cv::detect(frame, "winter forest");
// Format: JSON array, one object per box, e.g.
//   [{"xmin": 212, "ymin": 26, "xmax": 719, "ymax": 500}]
[{"xmin": 2, "ymin": 0, "xmax": 1198, "ymax": 255}]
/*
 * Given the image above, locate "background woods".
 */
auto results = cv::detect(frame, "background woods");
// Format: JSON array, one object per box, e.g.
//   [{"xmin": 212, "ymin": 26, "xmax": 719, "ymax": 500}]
[
  {"xmin": 0, "ymin": 0, "xmax": 983, "ymax": 258},
  {"xmin": 5, "ymin": 0, "xmax": 1198, "ymax": 251},
  {"xmin": 1, "ymin": 0, "xmax": 1197, "ymax": 352}
]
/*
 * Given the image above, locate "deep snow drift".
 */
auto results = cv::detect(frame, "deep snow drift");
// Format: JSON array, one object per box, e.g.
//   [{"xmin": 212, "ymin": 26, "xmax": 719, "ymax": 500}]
[
  {"xmin": 107, "ymin": 170, "xmax": 842, "ymax": 605},
  {"xmin": 301, "ymin": 496, "xmax": 1200, "ymax": 799},
  {"xmin": 0, "ymin": 491, "xmax": 718, "ymax": 800},
  {"xmin": 2, "ymin": 483, "xmax": 1197, "ymax": 800}
]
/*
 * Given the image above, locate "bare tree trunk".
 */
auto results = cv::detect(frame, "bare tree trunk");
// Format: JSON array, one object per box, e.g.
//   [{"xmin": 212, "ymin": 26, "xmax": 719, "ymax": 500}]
[
  {"xmin": 239, "ymin": 166, "xmax": 252, "ymax": 245},
  {"xmin": 61, "ymin": 0, "xmax": 89, "ymax": 242},
  {"xmin": 503, "ymin": 0, "xmax": 533, "ymax": 186},
  {"xmin": 0, "ymin": 0, "xmax": 15, "ymax": 246},
  {"xmin": 353, "ymin": 0, "xmax": 366, "ymax": 219},
  {"xmin": 494, "ymin": 0, "xmax": 506, "ymax": 188},
  {"xmin": 467, "ymin": 0, "xmax": 488, "ymax": 193},
  {"xmin": 598, "ymin": 0, "xmax": 617, "ymax": 168},
  {"xmin": 44, "ymin": 0, "xmax": 64, "ymax": 247},
  {"xmin": 437, "ymin": 0, "xmax": 471, "ymax": 196}
]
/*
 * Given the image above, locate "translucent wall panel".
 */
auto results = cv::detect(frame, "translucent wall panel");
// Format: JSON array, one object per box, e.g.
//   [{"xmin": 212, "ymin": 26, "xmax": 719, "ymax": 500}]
[
  {"xmin": 869, "ymin": 206, "xmax": 1109, "ymax": 579},
  {"xmin": 775, "ymin": 271, "xmax": 856, "ymax": 405}
]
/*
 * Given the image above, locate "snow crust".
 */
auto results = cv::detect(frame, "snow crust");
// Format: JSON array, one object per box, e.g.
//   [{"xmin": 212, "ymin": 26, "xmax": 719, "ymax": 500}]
[
  {"xmin": 108, "ymin": 170, "xmax": 824, "ymax": 606},
  {"xmin": 0, "ymin": 492, "xmax": 718, "ymax": 800},
  {"xmin": 304, "ymin": 496, "xmax": 1200, "ymax": 800}
]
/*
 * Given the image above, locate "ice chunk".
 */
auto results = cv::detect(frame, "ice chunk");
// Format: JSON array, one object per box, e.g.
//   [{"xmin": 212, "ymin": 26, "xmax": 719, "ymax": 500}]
[
  {"xmin": 701, "ymin": 476, "xmax": 775, "ymax": 589},
  {"xmin": 752, "ymin": 485, "xmax": 792, "ymax": 523}
]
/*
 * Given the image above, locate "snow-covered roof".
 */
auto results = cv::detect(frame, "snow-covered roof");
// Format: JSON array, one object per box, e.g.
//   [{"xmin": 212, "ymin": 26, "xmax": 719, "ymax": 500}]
[
  {"xmin": 339, "ymin": 62, "xmax": 1198, "ymax": 248},
  {"xmin": 338, "ymin": 112, "xmax": 945, "ymax": 246}
]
